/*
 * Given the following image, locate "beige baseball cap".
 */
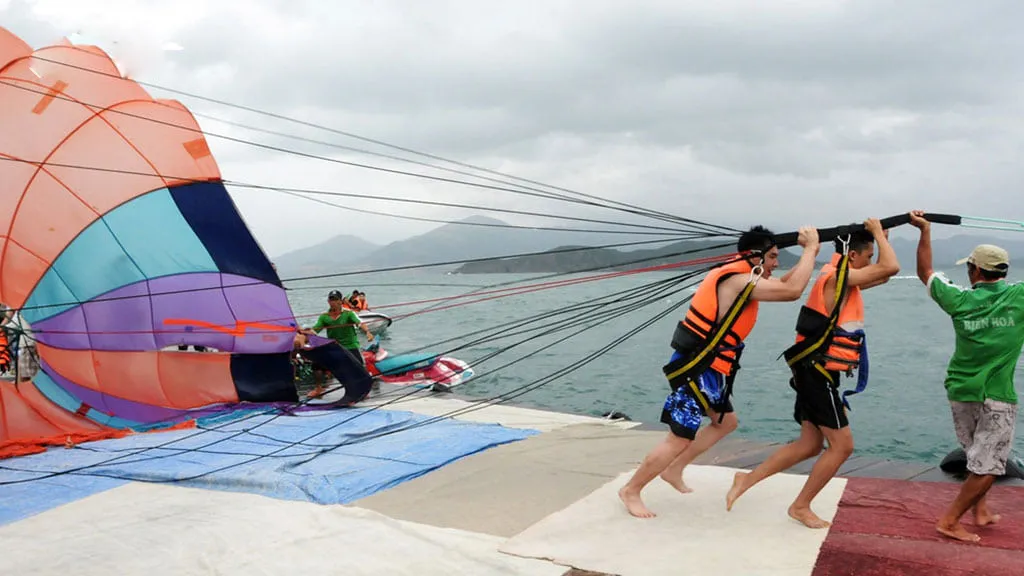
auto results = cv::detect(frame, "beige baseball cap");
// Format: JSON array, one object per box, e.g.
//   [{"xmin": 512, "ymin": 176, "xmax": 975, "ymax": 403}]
[{"xmin": 956, "ymin": 244, "xmax": 1010, "ymax": 271}]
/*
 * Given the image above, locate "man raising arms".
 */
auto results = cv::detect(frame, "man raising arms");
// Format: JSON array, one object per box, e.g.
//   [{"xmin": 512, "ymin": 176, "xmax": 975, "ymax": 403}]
[
  {"xmin": 909, "ymin": 210, "xmax": 1024, "ymax": 543},
  {"xmin": 619, "ymin": 224, "xmax": 821, "ymax": 518},
  {"xmin": 724, "ymin": 218, "xmax": 899, "ymax": 529}
]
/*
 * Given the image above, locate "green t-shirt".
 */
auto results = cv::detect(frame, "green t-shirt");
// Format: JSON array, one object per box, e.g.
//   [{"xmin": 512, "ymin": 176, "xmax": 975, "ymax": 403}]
[
  {"xmin": 928, "ymin": 272, "xmax": 1024, "ymax": 404},
  {"xmin": 312, "ymin": 310, "xmax": 362, "ymax": 350}
]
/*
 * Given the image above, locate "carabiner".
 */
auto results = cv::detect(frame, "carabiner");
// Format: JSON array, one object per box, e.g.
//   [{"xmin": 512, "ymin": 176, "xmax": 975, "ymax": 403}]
[
  {"xmin": 838, "ymin": 233, "xmax": 851, "ymax": 256},
  {"xmin": 749, "ymin": 263, "xmax": 764, "ymax": 284}
]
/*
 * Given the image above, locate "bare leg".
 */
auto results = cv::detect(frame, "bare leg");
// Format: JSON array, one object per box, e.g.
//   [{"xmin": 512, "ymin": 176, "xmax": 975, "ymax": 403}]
[
  {"xmin": 308, "ymin": 370, "xmax": 326, "ymax": 398},
  {"xmin": 661, "ymin": 411, "xmax": 738, "ymax": 494},
  {"xmin": 937, "ymin": 473, "xmax": 996, "ymax": 542},
  {"xmin": 787, "ymin": 425, "xmax": 853, "ymax": 529},
  {"xmin": 619, "ymin": 432, "xmax": 692, "ymax": 518},
  {"xmin": 973, "ymin": 492, "xmax": 1001, "ymax": 526},
  {"xmin": 726, "ymin": 421, "xmax": 823, "ymax": 511}
]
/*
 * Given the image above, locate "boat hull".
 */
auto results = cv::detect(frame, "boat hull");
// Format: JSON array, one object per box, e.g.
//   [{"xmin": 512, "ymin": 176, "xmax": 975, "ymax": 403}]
[
  {"xmin": 357, "ymin": 311, "xmax": 392, "ymax": 337},
  {"xmin": 363, "ymin": 350, "xmax": 473, "ymax": 392}
]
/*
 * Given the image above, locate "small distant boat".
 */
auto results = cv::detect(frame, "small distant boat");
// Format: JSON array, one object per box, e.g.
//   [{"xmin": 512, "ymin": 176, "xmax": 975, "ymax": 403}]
[
  {"xmin": 357, "ymin": 311, "xmax": 392, "ymax": 337},
  {"xmin": 362, "ymin": 348, "xmax": 473, "ymax": 392}
]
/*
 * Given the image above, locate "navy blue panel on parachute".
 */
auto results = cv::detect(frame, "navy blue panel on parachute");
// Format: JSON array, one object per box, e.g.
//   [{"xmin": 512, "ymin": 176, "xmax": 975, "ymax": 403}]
[
  {"xmin": 231, "ymin": 353, "xmax": 298, "ymax": 403},
  {"xmin": 300, "ymin": 342, "xmax": 373, "ymax": 401},
  {"xmin": 169, "ymin": 181, "xmax": 281, "ymax": 286}
]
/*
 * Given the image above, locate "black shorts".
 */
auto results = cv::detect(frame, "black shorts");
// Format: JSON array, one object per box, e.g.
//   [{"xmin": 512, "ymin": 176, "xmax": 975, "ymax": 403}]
[
  {"xmin": 344, "ymin": 347, "xmax": 366, "ymax": 368},
  {"xmin": 791, "ymin": 361, "xmax": 848, "ymax": 430}
]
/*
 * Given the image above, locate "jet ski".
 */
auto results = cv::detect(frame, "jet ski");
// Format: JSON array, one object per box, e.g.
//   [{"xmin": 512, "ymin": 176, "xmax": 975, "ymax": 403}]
[
  {"xmin": 361, "ymin": 343, "xmax": 473, "ymax": 392},
  {"xmin": 357, "ymin": 311, "xmax": 392, "ymax": 337}
]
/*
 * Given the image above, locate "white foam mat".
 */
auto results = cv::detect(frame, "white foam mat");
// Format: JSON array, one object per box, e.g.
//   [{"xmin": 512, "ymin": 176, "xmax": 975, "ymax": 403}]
[{"xmin": 499, "ymin": 464, "xmax": 846, "ymax": 576}]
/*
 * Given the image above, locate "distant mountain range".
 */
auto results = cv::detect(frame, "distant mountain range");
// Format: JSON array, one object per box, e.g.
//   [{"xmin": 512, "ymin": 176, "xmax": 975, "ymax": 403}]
[
  {"xmin": 884, "ymin": 235, "xmax": 1024, "ymax": 270},
  {"xmin": 271, "ymin": 215, "xmax": 1024, "ymax": 277},
  {"xmin": 454, "ymin": 239, "xmax": 800, "ymax": 273},
  {"xmin": 271, "ymin": 215, "xmax": 712, "ymax": 276}
]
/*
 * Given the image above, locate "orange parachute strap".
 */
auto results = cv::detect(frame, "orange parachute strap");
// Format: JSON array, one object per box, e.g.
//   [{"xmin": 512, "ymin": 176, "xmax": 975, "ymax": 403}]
[
  {"xmin": 0, "ymin": 418, "xmax": 196, "ymax": 459},
  {"xmin": 162, "ymin": 318, "xmax": 295, "ymax": 337}
]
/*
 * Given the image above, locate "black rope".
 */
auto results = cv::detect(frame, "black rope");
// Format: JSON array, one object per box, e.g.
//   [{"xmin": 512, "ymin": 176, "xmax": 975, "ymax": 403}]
[
  {"xmin": 0, "ymin": 267, "xmax": 703, "ymax": 481},
  {"xmin": 0, "ymin": 77, "xmax": 734, "ymax": 235},
  {"xmin": 14, "ymin": 55, "xmax": 740, "ymax": 234},
  {"xmin": 0, "ymin": 155, "xmax": 696, "ymax": 235}
]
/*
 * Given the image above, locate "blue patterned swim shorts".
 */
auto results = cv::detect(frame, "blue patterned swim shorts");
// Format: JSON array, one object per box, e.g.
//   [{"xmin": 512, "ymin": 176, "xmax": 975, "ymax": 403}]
[{"xmin": 659, "ymin": 350, "xmax": 732, "ymax": 439}]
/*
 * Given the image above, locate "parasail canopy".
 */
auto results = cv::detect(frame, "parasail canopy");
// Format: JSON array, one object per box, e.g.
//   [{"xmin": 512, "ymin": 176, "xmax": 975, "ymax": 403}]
[{"xmin": 0, "ymin": 27, "xmax": 329, "ymax": 451}]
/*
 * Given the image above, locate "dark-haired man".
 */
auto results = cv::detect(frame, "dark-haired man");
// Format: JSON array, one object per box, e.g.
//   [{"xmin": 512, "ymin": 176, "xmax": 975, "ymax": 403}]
[
  {"xmin": 724, "ymin": 218, "xmax": 899, "ymax": 529},
  {"xmin": 619, "ymin": 224, "xmax": 821, "ymax": 518},
  {"xmin": 302, "ymin": 290, "xmax": 374, "ymax": 398},
  {"xmin": 908, "ymin": 210, "xmax": 1024, "ymax": 543}
]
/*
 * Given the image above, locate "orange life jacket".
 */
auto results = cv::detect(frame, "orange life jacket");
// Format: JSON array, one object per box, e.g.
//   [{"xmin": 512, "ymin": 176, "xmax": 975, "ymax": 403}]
[
  {"xmin": 0, "ymin": 328, "xmax": 11, "ymax": 373},
  {"xmin": 674, "ymin": 258, "xmax": 761, "ymax": 376},
  {"xmin": 793, "ymin": 253, "xmax": 864, "ymax": 373}
]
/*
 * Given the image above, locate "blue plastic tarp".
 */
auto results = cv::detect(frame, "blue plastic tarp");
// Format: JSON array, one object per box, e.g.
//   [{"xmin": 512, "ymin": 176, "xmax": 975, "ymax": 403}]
[{"xmin": 0, "ymin": 406, "xmax": 538, "ymax": 526}]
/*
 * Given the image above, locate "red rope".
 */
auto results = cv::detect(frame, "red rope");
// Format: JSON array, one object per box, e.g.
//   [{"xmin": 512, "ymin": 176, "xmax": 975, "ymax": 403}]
[{"xmin": 391, "ymin": 252, "xmax": 738, "ymax": 319}]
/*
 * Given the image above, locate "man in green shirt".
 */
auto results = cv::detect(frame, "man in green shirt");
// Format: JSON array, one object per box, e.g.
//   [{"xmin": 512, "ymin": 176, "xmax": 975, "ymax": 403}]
[
  {"xmin": 302, "ymin": 290, "xmax": 374, "ymax": 398},
  {"xmin": 911, "ymin": 210, "xmax": 1024, "ymax": 543}
]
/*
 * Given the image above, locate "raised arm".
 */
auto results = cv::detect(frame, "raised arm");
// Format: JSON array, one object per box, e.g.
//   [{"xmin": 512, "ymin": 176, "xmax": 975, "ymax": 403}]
[
  {"xmin": 858, "ymin": 228, "xmax": 894, "ymax": 290},
  {"xmin": 846, "ymin": 218, "xmax": 900, "ymax": 287},
  {"xmin": 908, "ymin": 210, "xmax": 933, "ymax": 285},
  {"xmin": 751, "ymin": 226, "xmax": 820, "ymax": 302}
]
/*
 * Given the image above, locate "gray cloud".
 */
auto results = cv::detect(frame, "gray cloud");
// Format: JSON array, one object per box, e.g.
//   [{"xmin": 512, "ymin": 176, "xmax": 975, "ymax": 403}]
[{"xmin": 4, "ymin": 0, "xmax": 1024, "ymax": 255}]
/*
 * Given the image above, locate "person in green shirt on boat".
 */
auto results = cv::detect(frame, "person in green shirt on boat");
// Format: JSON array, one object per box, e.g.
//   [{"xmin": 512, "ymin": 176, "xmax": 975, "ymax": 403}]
[
  {"xmin": 910, "ymin": 210, "xmax": 1024, "ymax": 544},
  {"xmin": 302, "ymin": 290, "xmax": 374, "ymax": 398}
]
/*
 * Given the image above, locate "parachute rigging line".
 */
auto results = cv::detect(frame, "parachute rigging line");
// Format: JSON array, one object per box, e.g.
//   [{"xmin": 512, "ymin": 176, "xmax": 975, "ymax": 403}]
[
  {"xmin": 360, "ymin": 263, "xmax": 715, "ymax": 382},
  {"xmin": 0, "ymin": 268, "xmax": 703, "ymax": 479},
  {"xmin": 21, "ymin": 54, "xmax": 739, "ymax": 234},
  {"xmin": 23, "ymin": 249, "xmax": 735, "ymax": 343},
  {"xmin": 52, "ymin": 267, "xmax": 710, "ymax": 455},
  {"xmin": 0, "ymin": 155, "xmax": 697, "ymax": 236},
  {"xmin": 388, "ymin": 252, "xmax": 735, "ymax": 321},
  {"xmin": 0, "ymin": 267, "xmax": 702, "ymax": 482},
  {"xmin": 0, "ymin": 77, "xmax": 732, "ymax": 235},
  {"xmin": 274, "ymin": 275, "xmax": 701, "ymax": 467},
  {"xmin": 317, "ymin": 273, "xmax": 707, "ymax": 410},
  {"xmin": 187, "ymin": 112, "xmax": 700, "ymax": 231},
  {"xmin": 950, "ymin": 215, "xmax": 1024, "ymax": 233},
  {"xmin": 254, "ymin": 182, "xmax": 703, "ymax": 233},
  {"xmin": 271, "ymin": 188, "xmax": 682, "ymax": 236},
  {"xmin": 9, "ymin": 264, "xmax": 698, "ymax": 462},
  {"xmin": 397, "ymin": 240, "xmax": 738, "ymax": 320},
  {"xmin": 6, "ymin": 232, "xmax": 706, "ymax": 316}
]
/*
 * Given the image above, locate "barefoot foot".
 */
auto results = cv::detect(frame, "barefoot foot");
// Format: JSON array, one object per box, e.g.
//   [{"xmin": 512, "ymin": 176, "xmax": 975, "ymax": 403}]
[
  {"xmin": 974, "ymin": 511, "xmax": 1002, "ymax": 527},
  {"xmin": 788, "ymin": 504, "xmax": 831, "ymax": 529},
  {"xmin": 659, "ymin": 471, "xmax": 693, "ymax": 495},
  {"xmin": 726, "ymin": 472, "xmax": 748, "ymax": 511},
  {"xmin": 936, "ymin": 522, "xmax": 981, "ymax": 542},
  {"xmin": 619, "ymin": 486, "xmax": 656, "ymax": 518}
]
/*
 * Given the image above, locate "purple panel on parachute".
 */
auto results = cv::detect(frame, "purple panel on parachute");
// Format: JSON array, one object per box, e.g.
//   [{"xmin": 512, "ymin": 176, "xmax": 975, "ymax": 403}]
[{"xmin": 33, "ymin": 273, "xmax": 296, "ymax": 354}]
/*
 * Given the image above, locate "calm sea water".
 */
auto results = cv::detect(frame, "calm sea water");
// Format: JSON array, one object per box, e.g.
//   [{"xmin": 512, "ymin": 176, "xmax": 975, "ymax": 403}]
[{"xmin": 286, "ymin": 267, "xmax": 1024, "ymax": 467}]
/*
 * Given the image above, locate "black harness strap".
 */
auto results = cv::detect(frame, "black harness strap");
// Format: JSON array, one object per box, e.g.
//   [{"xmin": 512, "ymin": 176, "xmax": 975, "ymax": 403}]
[
  {"xmin": 781, "ymin": 246, "xmax": 852, "ymax": 369},
  {"xmin": 663, "ymin": 262, "xmax": 761, "ymax": 421}
]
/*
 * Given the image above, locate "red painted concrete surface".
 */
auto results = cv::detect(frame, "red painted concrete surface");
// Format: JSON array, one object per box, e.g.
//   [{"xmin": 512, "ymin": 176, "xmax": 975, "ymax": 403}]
[{"xmin": 813, "ymin": 477, "xmax": 1024, "ymax": 575}]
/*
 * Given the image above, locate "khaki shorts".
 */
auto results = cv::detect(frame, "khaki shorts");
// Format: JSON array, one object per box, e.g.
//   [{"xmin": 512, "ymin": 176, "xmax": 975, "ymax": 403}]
[{"xmin": 950, "ymin": 399, "xmax": 1018, "ymax": 476}]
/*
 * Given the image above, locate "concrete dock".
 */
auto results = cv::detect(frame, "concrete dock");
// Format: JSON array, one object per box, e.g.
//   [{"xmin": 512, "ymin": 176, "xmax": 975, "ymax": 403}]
[{"xmin": 2, "ymin": 383, "xmax": 1020, "ymax": 575}]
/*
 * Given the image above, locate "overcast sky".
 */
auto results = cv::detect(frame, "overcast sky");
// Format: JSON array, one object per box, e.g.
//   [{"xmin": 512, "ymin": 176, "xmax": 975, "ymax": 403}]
[{"xmin": 4, "ymin": 0, "xmax": 1024, "ymax": 256}]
